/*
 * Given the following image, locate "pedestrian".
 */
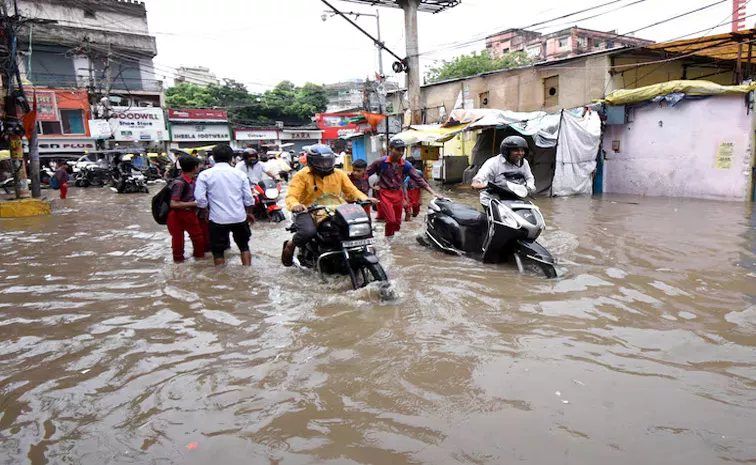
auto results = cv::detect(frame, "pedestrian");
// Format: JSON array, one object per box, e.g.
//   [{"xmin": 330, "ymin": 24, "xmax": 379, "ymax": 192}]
[
  {"xmin": 367, "ymin": 139, "xmax": 439, "ymax": 237},
  {"xmin": 194, "ymin": 144, "xmax": 256, "ymax": 266},
  {"xmin": 404, "ymin": 156, "xmax": 423, "ymax": 221},
  {"xmin": 167, "ymin": 155, "xmax": 207, "ymax": 263},
  {"xmin": 348, "ymin": 159, "xmax": 371, "ymax": 215},
  {"xmin": 54, "ymin": 160, "xmax": 70, "ymax": 199}
]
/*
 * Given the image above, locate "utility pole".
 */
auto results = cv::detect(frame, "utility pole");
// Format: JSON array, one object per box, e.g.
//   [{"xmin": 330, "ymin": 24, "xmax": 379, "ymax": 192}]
[
  {"xmin": 1, "ymin": 0, "xmax": 28, "ymax": 198},
  {"xmin": 400, "ymin": 0, "xmax": 422, "ymax": 125}
]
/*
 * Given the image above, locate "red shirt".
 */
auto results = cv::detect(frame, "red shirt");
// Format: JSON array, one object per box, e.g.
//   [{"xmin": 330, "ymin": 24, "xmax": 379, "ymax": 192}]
[
  {"xmin": 367, "ymin": 157, "xmax": 428, "ymax": 191},
  {"xmin": 348, "ymin": 172, "xmax": 370, "ymax": 195},
  {"xmin": 170, "ymin": 174, "xmax": 196, "ymax": 203}
]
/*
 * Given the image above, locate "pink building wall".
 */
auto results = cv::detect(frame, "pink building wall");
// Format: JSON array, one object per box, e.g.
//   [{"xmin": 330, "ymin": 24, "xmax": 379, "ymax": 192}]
[{"xmin": 602, "ymin": 95, "xmax": 753, "ymax": 201}]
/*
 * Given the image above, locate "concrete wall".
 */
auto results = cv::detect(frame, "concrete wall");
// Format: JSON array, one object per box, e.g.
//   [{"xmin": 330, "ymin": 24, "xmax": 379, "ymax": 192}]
[
  {"xmin": 17, "ymin": 0, "xmax": 149, "ymax": 34},
  {"xmin": 609, "ymin": 57, "xmax": 735, "ymax": 91},
  {"xmin": 417, "ymin": 54, "xmax": 611, "ymax": 117},
  {"xmin": 602, "ymin": 95, "xmax": 753, "ymax": 201}
]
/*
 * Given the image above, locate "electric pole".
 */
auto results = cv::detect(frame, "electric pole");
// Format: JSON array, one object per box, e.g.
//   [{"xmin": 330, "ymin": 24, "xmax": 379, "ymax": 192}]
[{"xmin": 400, "ymin": 0, "xmax": 422, "ymax": 125}]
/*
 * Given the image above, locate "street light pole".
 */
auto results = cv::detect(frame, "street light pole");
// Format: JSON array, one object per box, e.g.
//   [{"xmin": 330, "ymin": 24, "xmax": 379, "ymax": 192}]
[{"xmin": 374, "ymin": 9, "xmax": 383, "ymax": 78}]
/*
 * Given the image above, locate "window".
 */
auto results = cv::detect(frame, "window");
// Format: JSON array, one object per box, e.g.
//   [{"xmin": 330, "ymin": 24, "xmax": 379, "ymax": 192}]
[
  {"xmin": 544, "ymin": 75, "xmax": 559, "ymax": 107},
  {"xmin": 38, "ymin": 121, "xmax": 62, "ymax": 135},
  {"xmin": 83, "ymin": 9, "xmax": 96, "ymax": 19},
  {"xmin": 479, "ymin": 91, "xmax": 490, "ymax": 108},
  {"xmin": 558, "ymin": 37, "xmax": 569, "ymax": 48},
  {"xmin": 607, "ymin": 40, "xmax": 615, "ymax": 48},
  {"xmin": 500, "ymin": 47, "xmax": 510, "ymax": 54},
  {"xmin": 577, "ymin": 37, "xmax": 586, "ymax": 48},
  {"xmin": 593, "ymin": 39, "xmax": 602, "ymax": 48},
  {"xmin": 526, "ymin": 46, "xmax": 541, "ymax": 58},
  {"xmin": 60, "ymin": 110, "xmax": 85, "ymax": 134}
]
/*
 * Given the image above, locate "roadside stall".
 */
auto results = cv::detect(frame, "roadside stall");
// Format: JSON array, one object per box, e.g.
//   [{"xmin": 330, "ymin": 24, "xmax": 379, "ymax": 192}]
[{"xmin": 394, "ymin": 107, "xmax": 602, "ymax": 196}]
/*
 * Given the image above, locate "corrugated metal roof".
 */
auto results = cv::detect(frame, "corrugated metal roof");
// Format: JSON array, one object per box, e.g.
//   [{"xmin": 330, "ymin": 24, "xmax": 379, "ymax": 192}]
[{"xmin": 647, "ymin": 29, "xmax": 756, "ymax": 61}]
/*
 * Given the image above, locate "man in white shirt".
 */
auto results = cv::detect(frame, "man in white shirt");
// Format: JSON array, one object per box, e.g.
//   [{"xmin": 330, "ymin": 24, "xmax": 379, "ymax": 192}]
[
  {"xmin": 195, "ymin": 144, "xmax": 256, "ymax": 266},
  {"xmin": 235, "ymin": 149, "xmax": 278, "ymax": 186},
  {"xmin": 471, "ymin": 135, "xmax": 536, "ymax": 208}
]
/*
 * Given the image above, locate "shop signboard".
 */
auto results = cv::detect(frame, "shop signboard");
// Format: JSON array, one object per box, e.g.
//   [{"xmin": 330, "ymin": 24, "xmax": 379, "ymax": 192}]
[
  {"xmin": 171, "ymin": 124, "xmax": 230, "ymax": 142},
  {"xmin": 36, "ymin": 138, "xmax": 97, "ymax": 153},
  {"xmin": 108, "ymin": 107, "xmax": 168, "ymax": 141},
  {"xmin": 36, "ymin": 91, "xmax": 58, "ymax": 122},
  {"xmin": 167, "ymin": 109, "xmax": 228, "ymax": 122},
  {"xmin": 235, "ymin": 129, "xmax": 278, "ymax": 140}
]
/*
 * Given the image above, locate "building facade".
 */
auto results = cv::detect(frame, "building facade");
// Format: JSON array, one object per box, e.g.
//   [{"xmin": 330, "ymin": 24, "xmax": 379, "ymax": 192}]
[
  {"xmin": 174, "ymin": 66, "xmax": 220, "ymax": 87},
  {"xmin": 486, "ymin": 27, "xmax": 653, "ymax": 62},
  {"xmin": 15, "ymin": 0, "xmax": 164, "ymax": 155}
]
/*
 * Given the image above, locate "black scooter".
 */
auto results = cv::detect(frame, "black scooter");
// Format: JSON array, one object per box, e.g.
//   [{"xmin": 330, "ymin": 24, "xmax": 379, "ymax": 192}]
[
  {"xmin": 418, "ymin": 181, "xmax": 558, "ymax": 278},
  {"xmin": 111, "ymin": 163, "xmax": 148, "ymax": 194},
  {"xmin": 288, "ymin": 201, "xmax": 389, "ymax": 289}
]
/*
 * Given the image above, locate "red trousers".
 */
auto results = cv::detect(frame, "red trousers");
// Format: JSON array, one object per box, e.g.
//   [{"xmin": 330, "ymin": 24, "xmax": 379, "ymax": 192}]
[
  {"xmin": 167, "ymin": 209, "xmax": 207, "ymax": 262},
  {"xmin": 405, "ymin": 188, "xmax": 421, "ymax": 217},
  {"xmin": 378, "ymin": 189, "xmax": 404, "ymax": 237},
  {"xmin": 59, "ymin": 182, "xmax": 68, "ymax": 199}
]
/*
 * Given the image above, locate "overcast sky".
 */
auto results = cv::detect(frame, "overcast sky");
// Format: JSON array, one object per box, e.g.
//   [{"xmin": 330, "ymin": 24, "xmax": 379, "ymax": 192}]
[{"xmin": 141, "ymin": 0, "xmax": 750, "ymax": 92}]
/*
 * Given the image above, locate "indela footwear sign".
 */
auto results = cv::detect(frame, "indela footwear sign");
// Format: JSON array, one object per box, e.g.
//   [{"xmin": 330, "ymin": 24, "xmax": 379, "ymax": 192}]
[
  {"xmin": 108, "ymin": 107, "xmax": 168, "ymax": 142},
  {"xmin": 170, "ymin": 124, "xmax": 231, "ymax": 142}
]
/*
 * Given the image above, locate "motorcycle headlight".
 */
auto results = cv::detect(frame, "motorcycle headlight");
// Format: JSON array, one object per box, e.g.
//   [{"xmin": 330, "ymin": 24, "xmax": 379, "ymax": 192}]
[
  {"xmin": 265, "ymin": 188, "xmax": 279, "ymax": 199},
  {"xmin": 497, "ymin": 204, "xmax": 520, "ymax": 229},
  {"xmin": 349, "ymin": 223, "xmax": 371, "ymax": 238}
]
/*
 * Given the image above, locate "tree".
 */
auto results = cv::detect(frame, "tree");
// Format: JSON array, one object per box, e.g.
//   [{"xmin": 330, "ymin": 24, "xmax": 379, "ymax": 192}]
[
  {"xmin": 165, "ymin": 83, "xmax": 214, "ymax": 108},
  {"xmin": 425, "ymin": 50, "xmax": 533, "ymax": 83},
  {"xmin": 165, "ymin": 79, "xmax": 328, "ymax": 125}
]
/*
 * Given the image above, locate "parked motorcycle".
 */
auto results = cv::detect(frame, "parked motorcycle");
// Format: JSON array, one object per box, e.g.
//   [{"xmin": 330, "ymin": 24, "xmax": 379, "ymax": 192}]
[
  {"xmin": 288, "ymin": 201, "xmax": 389, "ymax": 289},
  {"xmin": 418, "ymin": 181, "xmax": 558, "ymax": 278},
  {"xmin": 252, "ymin": 179, "xmax": 286, "ymax": 222},
  {"xmin": 111, "ymin": 164, "xmax": 148, "ymax": 194},
  {"xmin": 74, "ymin": 165, "xmax": 112, "ymax": 187}
]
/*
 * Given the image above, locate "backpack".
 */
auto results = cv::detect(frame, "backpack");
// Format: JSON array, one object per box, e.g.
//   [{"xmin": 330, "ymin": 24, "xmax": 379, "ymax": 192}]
[
  {"xmin": 49, "ymin": 175, "xmax": 59, "ymax": 190},
  {"xmin": 151, "ymin": 179, "xmax": 188, "ymax": 225}
]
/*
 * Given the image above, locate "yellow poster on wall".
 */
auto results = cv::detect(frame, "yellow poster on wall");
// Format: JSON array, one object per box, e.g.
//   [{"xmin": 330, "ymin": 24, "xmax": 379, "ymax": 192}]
[{"xmin": 715, "ymin": 142, "xmax": 733, "ymax": 169}]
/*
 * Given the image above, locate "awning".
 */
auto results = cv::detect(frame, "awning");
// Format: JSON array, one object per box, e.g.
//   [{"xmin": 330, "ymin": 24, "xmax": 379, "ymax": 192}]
[
  {"xmin": 601, "ymin": 80, "xmax": 756, "ymax": 105},
  {"xmin": 393, "ymin": 123, "xmax": 468, "ymax": 144}
]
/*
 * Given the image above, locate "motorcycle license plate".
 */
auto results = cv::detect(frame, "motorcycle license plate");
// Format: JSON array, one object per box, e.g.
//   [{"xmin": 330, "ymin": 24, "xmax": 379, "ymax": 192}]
[{"xmin": 342, "ymin": 238, "xmax": 374, "ymax": 248}]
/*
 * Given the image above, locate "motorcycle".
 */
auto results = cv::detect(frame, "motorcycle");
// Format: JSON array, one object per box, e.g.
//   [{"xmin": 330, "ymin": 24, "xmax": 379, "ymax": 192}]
[
  {"xmin": 111, "ymin": 164, "xmax": 149, "ymax": 194},
  {"xmin": 74, "ymin": 165, "xmax": 112, "ymax": 187},
  {"xmin": 418, "ymin": 181, "xmax": 558, "ymax": 278},
  {"xmin": 252, "ymin": 179, "xmax": 286, "ymax": 222},
  {"xmin": 287, "ymin": 201, "xmax": 389, "ymax": 290}
]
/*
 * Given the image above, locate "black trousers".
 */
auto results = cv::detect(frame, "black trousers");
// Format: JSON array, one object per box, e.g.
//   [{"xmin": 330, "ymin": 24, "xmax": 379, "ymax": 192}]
[
  {"xmin": 208, "ymin": 221, "xmax": 251, "ymax": 259},
  {"xmin": 292, "ymin": 213, "xmax": 316, "ymax": 247}
]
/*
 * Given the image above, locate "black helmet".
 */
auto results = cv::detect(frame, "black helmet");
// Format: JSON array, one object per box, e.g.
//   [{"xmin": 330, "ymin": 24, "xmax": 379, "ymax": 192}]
[
  {"xmin": 388, "ymin": 138, "xmax": 406, "ymax": 150},
  {"xmin": 242, "ymin": 149, "xmax": 259, "ymax": 165},
  {"xmin": 259, "ymin": 153, "xmax": 269, "ymax": 162},
  {"xmin": 500, "ymin": 135, "xmax": 529, "ymax": 165},
  {"xmin": 305, "ymin": 144, "xmax": 336, "ymax": 177}
]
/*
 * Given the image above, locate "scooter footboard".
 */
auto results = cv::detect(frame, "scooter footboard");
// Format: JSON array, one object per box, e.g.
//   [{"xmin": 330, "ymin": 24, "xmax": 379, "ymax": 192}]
[{"xmin": 515, "ymin": 240, "xmax": 555, "ymax": 264}]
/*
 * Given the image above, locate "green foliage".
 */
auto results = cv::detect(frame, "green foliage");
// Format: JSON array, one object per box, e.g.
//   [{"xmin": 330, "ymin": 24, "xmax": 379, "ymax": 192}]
[
  {"xmin": 425, "ymin": 50, "xmax": 534, "ymax": 83},
  {"xmin": 165, "ymin": 79, "xmax": 328, "ymax": 125}
]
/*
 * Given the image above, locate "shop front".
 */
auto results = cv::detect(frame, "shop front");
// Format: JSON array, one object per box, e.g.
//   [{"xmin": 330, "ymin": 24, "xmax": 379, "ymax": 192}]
[
  {"xmin": 233, "ymin": 128, "xmax": 280, "ymax": 151},
  {"xmin": 280, "ymin": 129, "xmax": 324, "ymax": 153},
  {"xmin": 315, "ymin": 113, "xmax": 361, "ymax": 144},
  {"xmin": 168, "ymin": 109, "xmax": 231, "ymax": 149}
]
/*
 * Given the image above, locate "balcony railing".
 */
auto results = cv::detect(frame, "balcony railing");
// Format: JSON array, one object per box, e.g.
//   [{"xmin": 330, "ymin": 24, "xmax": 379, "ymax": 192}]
[{"xmin": 26, "ymin": 73, "xmax": 162, "ymax": 93}]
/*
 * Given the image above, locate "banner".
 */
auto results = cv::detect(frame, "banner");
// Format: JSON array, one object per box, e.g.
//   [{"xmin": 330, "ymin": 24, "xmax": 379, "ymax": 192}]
[
  {"xmin": 109, "ymin": 107, "xmax": 168, "ymax": 142},
  {"xmin": 168, "ymin": 109, "xmax": 228, "ymax": 122},
  {"xmin": 36, "ymin": 91, "xmax": 58, "ymax": 122}
]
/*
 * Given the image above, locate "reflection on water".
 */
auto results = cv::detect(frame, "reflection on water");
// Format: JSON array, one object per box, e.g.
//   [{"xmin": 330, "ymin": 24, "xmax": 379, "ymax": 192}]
[{"xmin": 0, "ymin": 188, "xmax": 754, "ymax": 465}]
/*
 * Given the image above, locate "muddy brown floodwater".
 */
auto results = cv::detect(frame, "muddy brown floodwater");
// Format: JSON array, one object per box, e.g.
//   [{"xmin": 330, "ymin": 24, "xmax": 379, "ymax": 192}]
[{"xmin": 0, "ymin": 186, "xmax": 754, "ymax": 465}]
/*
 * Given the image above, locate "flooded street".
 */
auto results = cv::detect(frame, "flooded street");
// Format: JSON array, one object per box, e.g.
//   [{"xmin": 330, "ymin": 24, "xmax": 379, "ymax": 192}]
[{"xmin": 0, "ymin": 187, "xmax": 754, "ymax": 465}]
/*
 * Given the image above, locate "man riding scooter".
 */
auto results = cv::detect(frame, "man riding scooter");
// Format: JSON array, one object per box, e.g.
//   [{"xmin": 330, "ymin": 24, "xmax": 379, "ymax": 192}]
[
  {"xmin": 281, "ymin": 144, "xmax": 378, "ymax": 267},
  {"xmin": 471, "ymin": 135, "xmax": 536, "ymax": 208},
  {"xmin": 235, "ymin": 149, "xmax": 279, "ymax": 185}
]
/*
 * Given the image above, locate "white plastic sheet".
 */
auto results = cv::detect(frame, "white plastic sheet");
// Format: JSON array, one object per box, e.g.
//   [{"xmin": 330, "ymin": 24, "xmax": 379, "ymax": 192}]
[{"xmin": 552, "ymin": 111, "xmax": 601, "ymax": 196}]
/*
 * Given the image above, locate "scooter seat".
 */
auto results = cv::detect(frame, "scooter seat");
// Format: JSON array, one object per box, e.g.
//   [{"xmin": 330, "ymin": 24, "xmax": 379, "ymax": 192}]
[{"xmin": 437, "ymin": 200, "xmax": 486, "ymax": 227}]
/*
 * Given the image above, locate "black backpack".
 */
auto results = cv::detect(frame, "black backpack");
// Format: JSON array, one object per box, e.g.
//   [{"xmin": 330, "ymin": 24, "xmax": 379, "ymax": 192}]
[{"xmin": 151, "ymin": 180, "xmax": 188, "ymax": 225}]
